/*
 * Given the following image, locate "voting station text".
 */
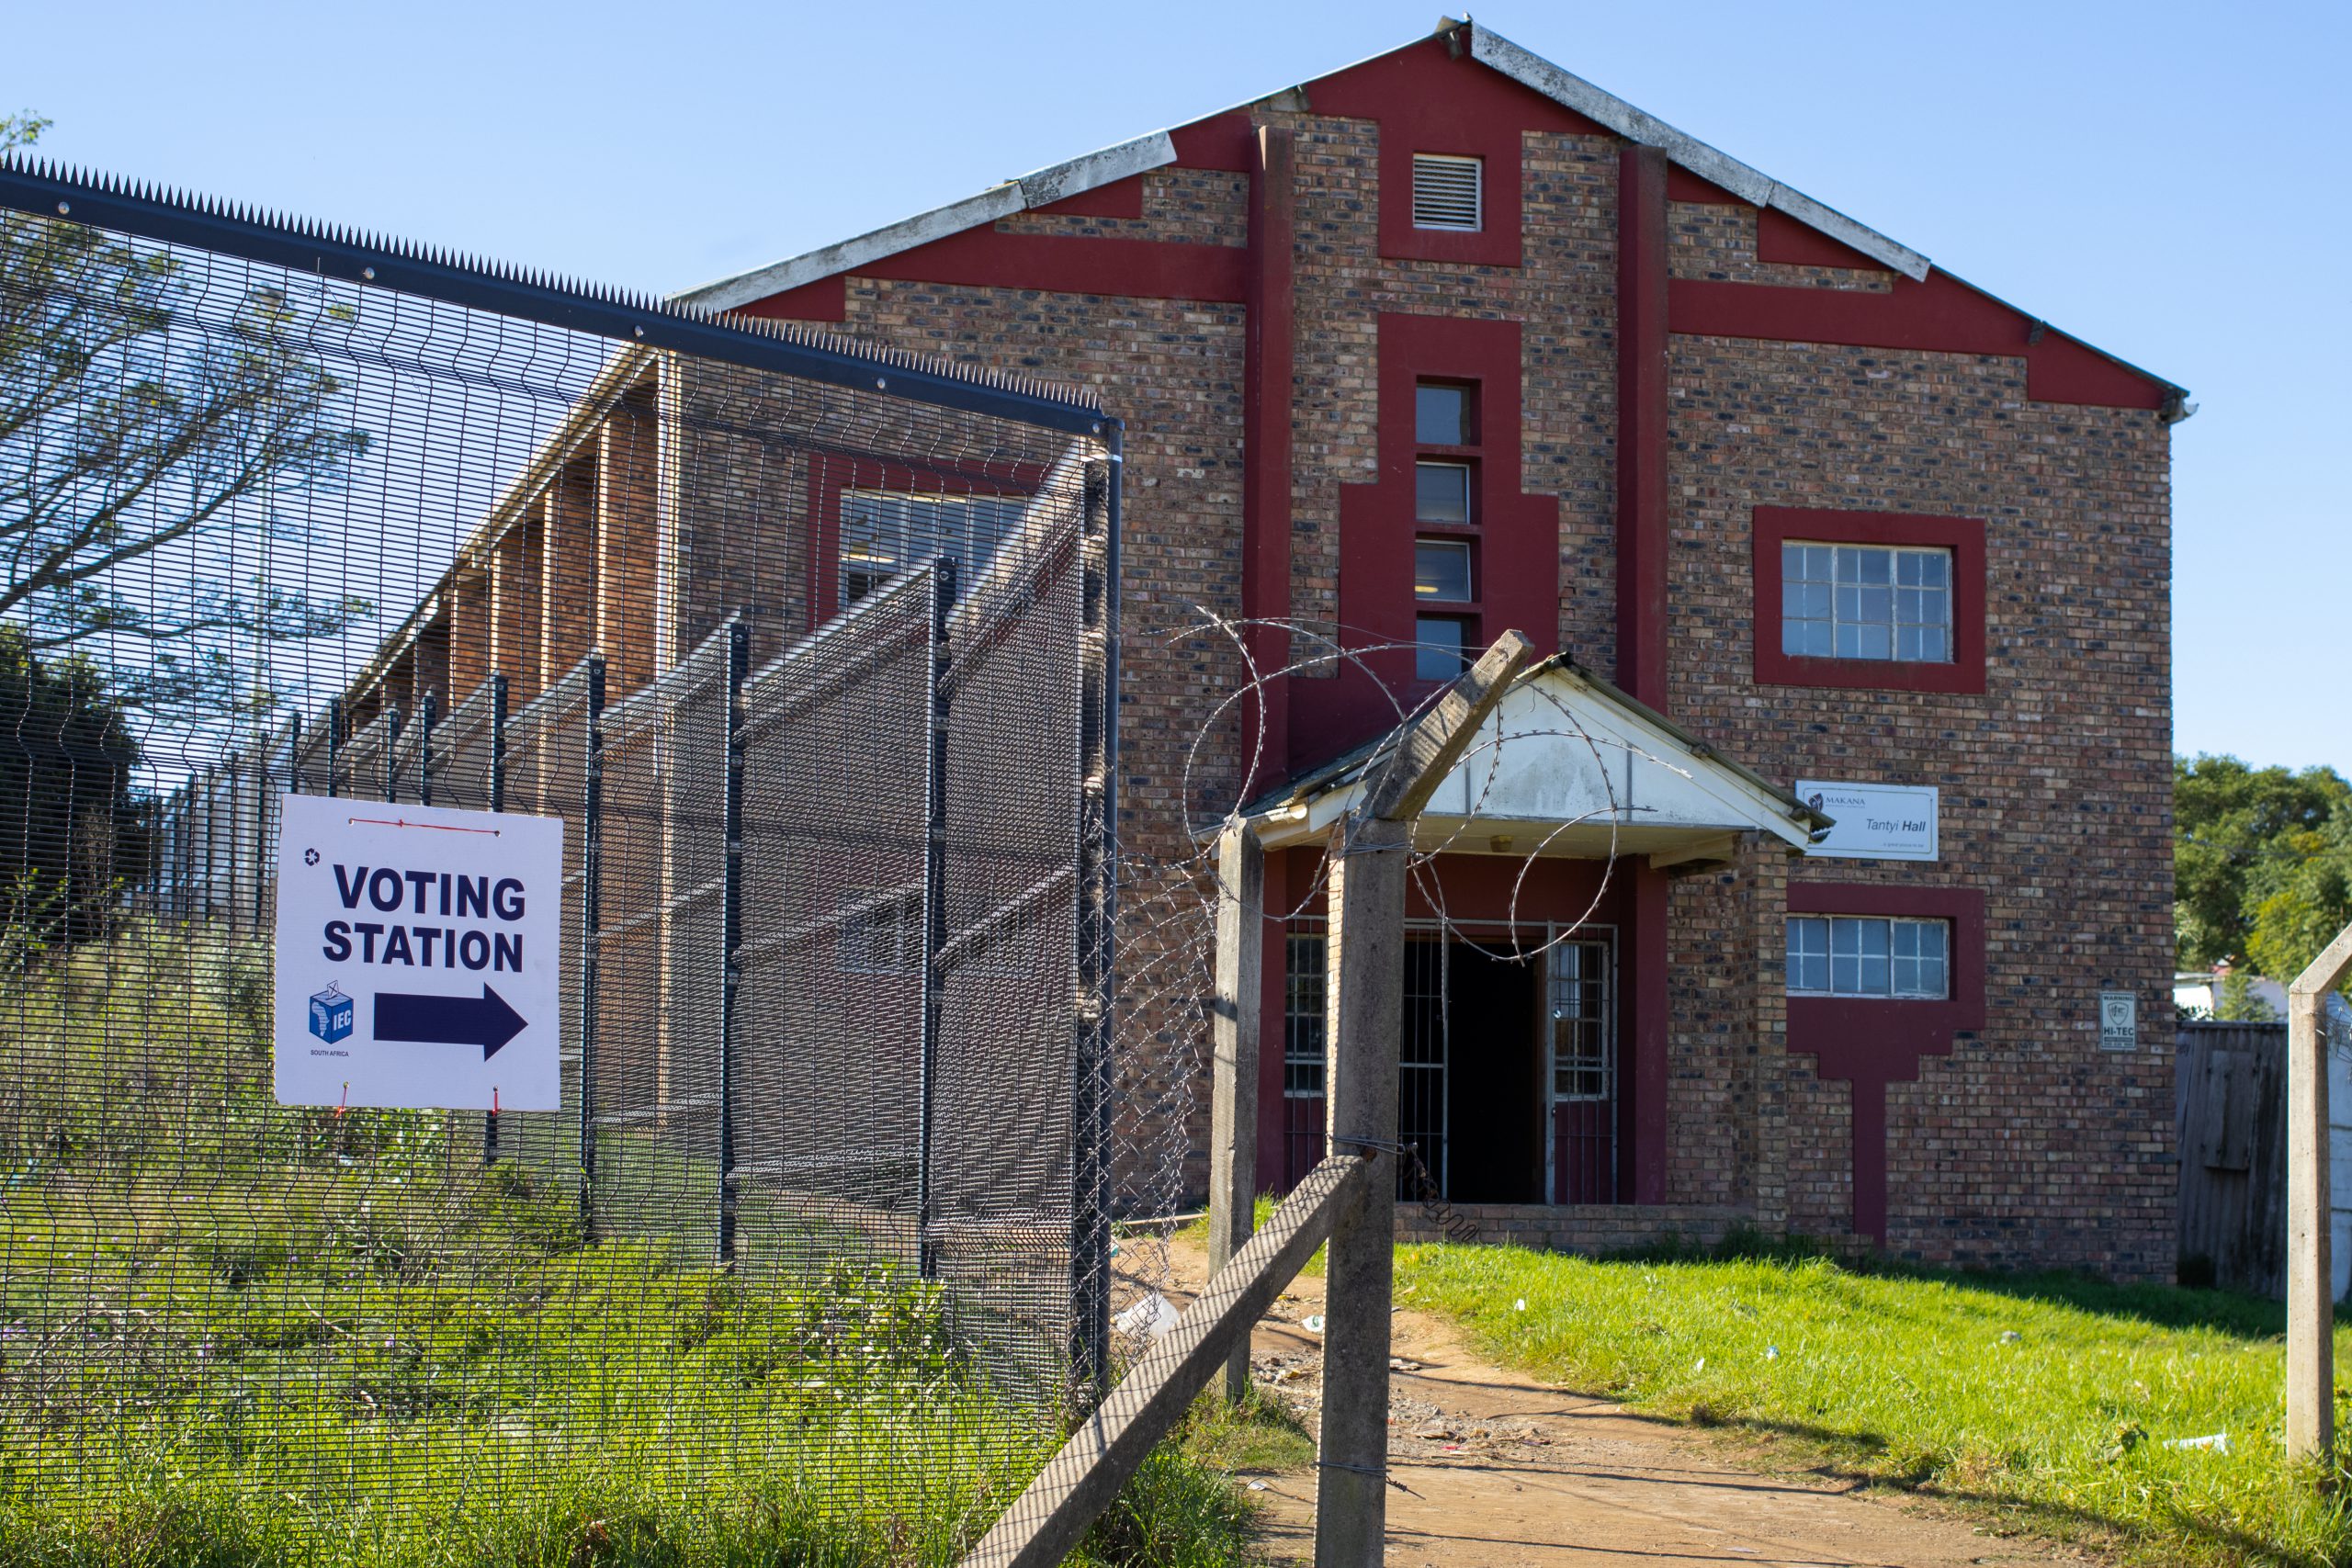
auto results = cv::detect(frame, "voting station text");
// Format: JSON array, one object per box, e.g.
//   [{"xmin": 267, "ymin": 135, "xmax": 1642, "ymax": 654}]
[{"xmin": 319, "ymin": 865, "xmax": 530, "ymax": 972}]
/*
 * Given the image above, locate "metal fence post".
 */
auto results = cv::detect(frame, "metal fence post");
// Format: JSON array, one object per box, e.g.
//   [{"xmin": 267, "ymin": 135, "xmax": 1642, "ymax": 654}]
[
  {"xmin": 326, "ymin": 698, "xmax": 342, "ymax": 800},
  {"xmin": 490, "ymin": 671, "xmax": 508, "ymax": 813},
  {"xmin": 383, "ymin": 704, "xmax": 403, "ymax": 804},
  {"xmin": 917, "ymin": 558, "xmax": 958, "ymax": 1281},
  {"xmin": 716, "ymin": 620, "xmax": 748, "ymax": 1266},
  {"xmin": 579, "ymin": 652, "xmax": 606, "ymax": 1235},
  {"xmin": 1068, "ymin": 445, "xmax": 1119, "ymax": 1400},
  {"xmin": 418, "ymin": 690, "xmax": 436, "ymax": 808},
  {"xmin": 485, "ymin": 671, "xmax": 508, "ymax": 1168}
]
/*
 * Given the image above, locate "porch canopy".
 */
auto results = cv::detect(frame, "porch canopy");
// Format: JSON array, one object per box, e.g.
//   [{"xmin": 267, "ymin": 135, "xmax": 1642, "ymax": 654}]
[{"xmin": 1245, "ymin": 656, "xmax": 1829, "ymax": 871}]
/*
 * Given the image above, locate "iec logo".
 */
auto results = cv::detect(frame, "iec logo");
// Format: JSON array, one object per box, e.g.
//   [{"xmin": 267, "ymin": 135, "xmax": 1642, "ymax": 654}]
[{"xmin": 309, "ymin": 984, "xmax": 356, "ymax": 1044}]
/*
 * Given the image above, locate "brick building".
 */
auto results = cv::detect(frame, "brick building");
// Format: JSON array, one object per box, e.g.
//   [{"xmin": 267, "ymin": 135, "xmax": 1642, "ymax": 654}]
[{"xmin": 349, "ymin": 21, "xmax": 2185, "ymax": 1274}]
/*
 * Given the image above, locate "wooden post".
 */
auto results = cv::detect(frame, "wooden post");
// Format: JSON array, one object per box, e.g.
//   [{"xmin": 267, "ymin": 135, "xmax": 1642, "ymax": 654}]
[
  {"xmin": 2287, "ymin": 920, "xmax": 2352, "ymax": 1462},
  {"xmin": 1208, "ymin": 819, "xmax": 1266, "ymax": 1404},
  {"xmin": 961, "ymin": 1155, "xmax": 1371, "ymax": 1568},
  {"xmin": 1316, "ymin": 631, "xmax": 1534, "ymax": 1568},
  {"xmin": 1316, "ymin": 814, "xmax": 1409, "ymax": 1568}
]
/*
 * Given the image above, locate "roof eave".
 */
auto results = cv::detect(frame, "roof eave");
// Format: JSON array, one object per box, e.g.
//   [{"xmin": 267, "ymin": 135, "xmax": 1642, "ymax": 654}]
[
  {"xmin": 674, "ymin": 130, "xmax": 1178, "ymax": 314},
  {"xmin": 1465, "ymin": 22, "xmax": 1931, "ymax": 283}
]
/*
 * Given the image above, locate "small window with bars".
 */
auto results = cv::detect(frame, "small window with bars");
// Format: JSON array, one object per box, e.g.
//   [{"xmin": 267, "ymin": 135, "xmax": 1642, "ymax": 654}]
[
  {"xmin": 1411, "ymin": 153, "xmax": 1483, "ymax": 231},
  {"xmin": 1786, "ymin": 915, "xmax": 1949, "ymax": 998},
  {"xmin": 1284, "ymin": 931, "xmax": 1327, "ymax": 1098}
]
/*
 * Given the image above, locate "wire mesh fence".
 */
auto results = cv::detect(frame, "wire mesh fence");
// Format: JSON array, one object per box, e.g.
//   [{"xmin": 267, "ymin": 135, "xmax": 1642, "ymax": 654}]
[{"xmin": 0, "ymin": 163, "xmax": 1194, "ymax": 1563}]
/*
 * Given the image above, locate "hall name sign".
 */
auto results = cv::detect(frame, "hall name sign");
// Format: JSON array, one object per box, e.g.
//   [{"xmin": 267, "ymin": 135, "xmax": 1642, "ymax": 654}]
[{"xmin": 1794, "ymin": 779, "xmax": 1939, "ymax": 863}]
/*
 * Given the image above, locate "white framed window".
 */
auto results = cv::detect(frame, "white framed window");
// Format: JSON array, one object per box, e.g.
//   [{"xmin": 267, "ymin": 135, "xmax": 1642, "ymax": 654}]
[
  {"xmin": 840, "ymin": 489, "xmax": 1031, "ymax": 610},
  {"xmin": 1284, "ymin": 931, "xmax": 1327, "ymax": 1097},
  {"xmin": 1411, "ymin": 153, "xmax": 1484, "ymax": 231},
  {"xmin": 1414, "ymin": 539, "xmax": 1472, "ymax": 602},
  {"xmin": 1786, "ymin": 915, "xmax": 1949, "ymax": 999},
  {"xmin": 1415, "ymin": 461, "xmax": 1471, "ymax": 524},
  {"xmin": 1415, "ymin": 615, "xmax": 1468, "ymax": 681},
  {"xmin": 1781, "ymin": 542, "xmax": 1951, "ymax": 662},
  {"xmin": 1416, "ymin": 381, "xmax": 1472, "ymax": 446}
]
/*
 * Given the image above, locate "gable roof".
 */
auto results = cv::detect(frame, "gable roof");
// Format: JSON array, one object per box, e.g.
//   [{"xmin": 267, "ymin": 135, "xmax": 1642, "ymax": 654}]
[
  {"xmin": 1243, "ymin": 653, "xmax": 1831, "ymax": 866},
  {"xmin": 677, "ymin": 19, "xmax": 1927, "ymax": 313},
  {"xmin": 676, "ymin": 19, "xmax": 2187, "ymax": 412}
]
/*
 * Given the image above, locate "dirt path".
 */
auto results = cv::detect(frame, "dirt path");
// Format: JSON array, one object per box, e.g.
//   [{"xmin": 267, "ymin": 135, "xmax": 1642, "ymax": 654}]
[{"xmin": 1148, "ymin": 1235, "xmax": 2096, "ymax": 1568}]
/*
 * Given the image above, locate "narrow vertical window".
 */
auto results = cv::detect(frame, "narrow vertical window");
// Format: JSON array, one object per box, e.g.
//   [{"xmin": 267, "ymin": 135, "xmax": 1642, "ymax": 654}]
[{"xmin": 1415, "ymin": 616, "xmax": 1468, "ymax": 681}]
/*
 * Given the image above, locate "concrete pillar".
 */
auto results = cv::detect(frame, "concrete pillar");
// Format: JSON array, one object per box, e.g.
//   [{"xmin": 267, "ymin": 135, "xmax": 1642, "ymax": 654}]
[
  {"xmin": 2287, "ymin": 922, "xmax": 2352, "ymax": 1461},
  {"xmin": 1316, "ymin": 814, "xmax": 1408, "ymax": 1568},
  {"xmin": 1208, "ymin": 819, "xmax": 1265, "ymax": 1403}
]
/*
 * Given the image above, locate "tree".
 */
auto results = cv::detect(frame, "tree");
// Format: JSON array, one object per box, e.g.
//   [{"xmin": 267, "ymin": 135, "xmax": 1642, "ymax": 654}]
[
  {"xmin": 0, "ymin": 111, "xmax": 371, "ymax": 723},
  {"xmin": 0, "ymin": 626, "xmax": 144, "ymax": 942},
  {"xmin": 2175, "ymin": 752, "xmax": 2352, "ymax": 992},
  {"xmin": 2174, "ymin": 753, "xmax": 2351, "ymax": 968}
]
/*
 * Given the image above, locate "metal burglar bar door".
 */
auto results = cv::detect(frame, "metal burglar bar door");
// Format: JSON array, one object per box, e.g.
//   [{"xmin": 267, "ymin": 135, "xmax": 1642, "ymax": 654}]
[
  {"xmin": 0, "ymin": 156, "xmax": 1121, "ymax": 1561},
  {"xmin": 1548, "ymin": 934, "xmax": 1618, "ymax": 1202},
  {"xmin": 1401, "ymin": 936, "xmax": 1450, "ymax": 1197}
]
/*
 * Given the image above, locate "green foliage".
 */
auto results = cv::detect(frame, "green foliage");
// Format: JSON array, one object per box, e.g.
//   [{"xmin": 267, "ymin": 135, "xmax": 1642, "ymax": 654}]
[
  {"xmin": 0, "ymin": 922, "xmax": 1261, "ymax": 1565},
  {"xmin": 0, "ymin": 627, "xmax": 144, "ymax": 942},
  {"xmin": 2213, "ymin": 968, "xmax": 2281, "ymax": 1023},
  {"xmin": 0, "ymin": 108, "xmax": 373, "ymax": 721},
  {"xmin": 2176, "ymin": 754, "xmax": 2352, "ymax": 988},
  {"xmin": 1400, "ymin": 1240, "xmax": 2352, "ymax": 1567}
]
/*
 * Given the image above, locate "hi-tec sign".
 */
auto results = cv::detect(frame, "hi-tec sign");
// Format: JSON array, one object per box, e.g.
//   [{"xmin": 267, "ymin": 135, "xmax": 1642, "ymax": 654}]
[
  {"xmin": 273, "ymin": 795, "xmax": 563, "ymax": 1110},
  {"xmin": 1795, "ymin": 779, "xmax": 1939, "ymax": 863}
]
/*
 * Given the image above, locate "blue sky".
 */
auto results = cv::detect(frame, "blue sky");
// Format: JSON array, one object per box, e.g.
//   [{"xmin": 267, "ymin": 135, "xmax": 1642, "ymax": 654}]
[{"xmin": 8, "ymin": 1, "xmax": 2344, "ymax": 772}]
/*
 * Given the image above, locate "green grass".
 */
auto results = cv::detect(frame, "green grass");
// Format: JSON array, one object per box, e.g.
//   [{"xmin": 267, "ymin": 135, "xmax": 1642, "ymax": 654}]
[
  {"xmin": 1171, "ymin": 1197, "xmax": 1323, "ymax": 1279},
  {"xmin": 1396, "ymin": 1238, "xmax": 2352, "ymax": 1568},
  {"xmin": 0, "ymin": 920, "xmax": 1264, "ymax": 1566}
]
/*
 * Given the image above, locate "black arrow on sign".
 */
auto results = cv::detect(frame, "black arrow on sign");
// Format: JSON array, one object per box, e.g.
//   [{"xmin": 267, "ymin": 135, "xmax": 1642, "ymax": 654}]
[{"xmin": 373, "ymin": 984, "xmax": 527, "ymax": 1059}]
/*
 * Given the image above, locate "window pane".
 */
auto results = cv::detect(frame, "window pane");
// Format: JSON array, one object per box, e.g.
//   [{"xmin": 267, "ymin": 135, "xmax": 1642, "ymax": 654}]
[
  {"xmin": 1416, "ymin": 384, "xmax": 1470, "ymax": 446},
  {"xmin": 1284, "ymin": 932, "xmax": 1327, "ymax": 1096},
  {"xmin": 1415, "ymin": 462, "xmax": 1471, "ymax": 524},
  {"xmin": 1415, "ymin": 616, "xmax": 1467, "ymax": 681},
  {"xmin": 1792, "ymin": 542, "xmax": 1954, "ymax": 666},
  {"xmin": 840, "ymin": 490, "xmax": 1029, "ymax": 613},
  {"xmin": 1415, "ymin": 539, "xmax": 1473, "ymax": 601}
]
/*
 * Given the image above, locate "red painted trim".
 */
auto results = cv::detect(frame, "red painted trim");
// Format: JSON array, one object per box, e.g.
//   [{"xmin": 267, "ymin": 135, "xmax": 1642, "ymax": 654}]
[
  {"xmin": 1170, "ymin": 113, "xmax": 1258, "ymax": 172},
  {"xmin": 1629, "ymin": 866, "xmax": 1669, "ymax": 1204},
  {"xmin": 802, "ymin": 455, "xmax": 1039, "ymax": 629},
  {"xmin": 1313, "ymin": 313, "xmax": 1559, "ymax": 768},
  {"xmin": 736, "ymin": 276, "xmax": 846, "ymax": 323},
  {"xmin": 1785, "ymin": 882, "xmax": 1987, "ymax": 1243},
  {"xmin": 1243, "ymin": 126, "xmax": 1295, "ymax": 800},
  {"xmin": 1616, "ymin": 145, "xmax": 1669, "ymax": 709},
  {"xmin": 1665, "ymin": 167, "xmax": 1743, "ymax": 206},
  {"xmin": 1671, "ymin": 271, "xmax": 2170, "ymax": 410},
  {"xmin": 1751, "ymin": 507, "xmax": 1987, "ymax": 694},
  {"xmin": 1755, "ymin": 207, "xmax": 1892, "ymax": 273},
  {"xmin": 849, "ymin": 225, "xmax": 1248, "ymax": 304},
  {"xmin": 1032, "ymin": 175, "xmax": 1145, "ymax": 220},
  {"xmin": 1306, "ymin": 34, "xmax": 1604, "ymax": 269}
]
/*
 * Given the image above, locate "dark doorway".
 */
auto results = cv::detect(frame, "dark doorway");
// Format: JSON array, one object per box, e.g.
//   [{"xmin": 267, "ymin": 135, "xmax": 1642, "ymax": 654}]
[{"xmin": 1440, "ymin": 942, "xmax": 1544, "ymax": 1203}]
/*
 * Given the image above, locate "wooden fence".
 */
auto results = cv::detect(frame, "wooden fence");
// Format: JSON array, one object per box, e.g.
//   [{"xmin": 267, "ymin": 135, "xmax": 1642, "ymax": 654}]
[{"xmin": 2176, "ymin": 1020, "xmax": 2287, "ymax": 1296}]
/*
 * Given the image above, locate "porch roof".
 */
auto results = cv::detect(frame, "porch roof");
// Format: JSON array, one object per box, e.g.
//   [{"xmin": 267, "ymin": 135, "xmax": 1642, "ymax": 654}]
[{"xmin": 1241, "ymin": 656, "xmax": 1832, "ymax": 871}]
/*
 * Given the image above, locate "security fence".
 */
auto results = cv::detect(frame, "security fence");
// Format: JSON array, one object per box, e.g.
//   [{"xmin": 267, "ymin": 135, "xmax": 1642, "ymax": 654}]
[{"xmin": 0, "ymin": 160, "xmax": 1176, "ymax": 1562}]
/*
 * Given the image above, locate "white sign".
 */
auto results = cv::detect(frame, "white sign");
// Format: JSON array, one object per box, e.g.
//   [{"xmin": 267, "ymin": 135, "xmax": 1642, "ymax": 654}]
[
  {"xmin": 1795, "ymin": 779, "xmax": 1939, "ymax": 862},
  {"xmin": 274, "ymin": 794, "xmax": 564, "ymax": 1110},
  {"xmin": 2099, "ymin": 990, "xmax": 2138, "ymax": 1053}
]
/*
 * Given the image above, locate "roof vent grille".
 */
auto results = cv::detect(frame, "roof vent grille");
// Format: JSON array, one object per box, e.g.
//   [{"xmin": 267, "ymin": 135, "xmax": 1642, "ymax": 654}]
[{"xmin": 1411, "ymin": 153, "xmax": 1483, "ymax": 231}]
